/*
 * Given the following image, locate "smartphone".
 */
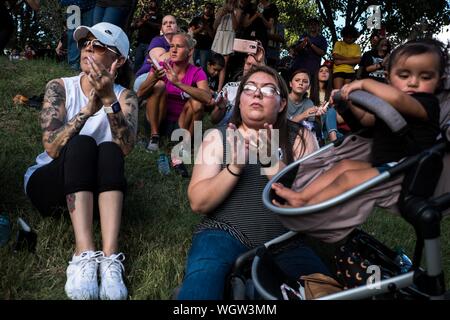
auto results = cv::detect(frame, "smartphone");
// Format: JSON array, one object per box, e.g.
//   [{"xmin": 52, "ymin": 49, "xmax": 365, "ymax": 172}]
[
  {"xmin": 213, "ymin": 91, "xmax": 223, "ymax": 102},
  {"xmin": 233, "ymin": 38, "xmax": 258, "ymax": 54},
  {"xmin": 149, "ymin": 53, "xmax": 162, "ymax": 70}
]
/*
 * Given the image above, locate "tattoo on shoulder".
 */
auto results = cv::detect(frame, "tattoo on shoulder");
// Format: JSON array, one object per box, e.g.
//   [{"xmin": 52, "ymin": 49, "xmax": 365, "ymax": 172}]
[{"xmin": 40, "ymin": 80, "xmax": 66, "ymax": 132}]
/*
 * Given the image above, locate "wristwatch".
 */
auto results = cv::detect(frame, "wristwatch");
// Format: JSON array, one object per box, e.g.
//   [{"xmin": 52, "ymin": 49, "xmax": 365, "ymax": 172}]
[{"xmin": 104, "ymin": 100, "xmax": 121, "ymax": 114}]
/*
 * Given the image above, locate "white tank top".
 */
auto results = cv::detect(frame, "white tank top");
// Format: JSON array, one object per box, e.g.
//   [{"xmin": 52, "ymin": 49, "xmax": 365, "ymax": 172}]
[{"xmin": 23, "ymin": 73, "xmax": 125, "ymax": 193}]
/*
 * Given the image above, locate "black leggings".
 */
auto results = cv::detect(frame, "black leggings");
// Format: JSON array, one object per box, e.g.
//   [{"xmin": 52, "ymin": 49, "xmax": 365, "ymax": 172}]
[{"xmin": 27, "ymin": 135, "xmax": 126, "ymax": 216}]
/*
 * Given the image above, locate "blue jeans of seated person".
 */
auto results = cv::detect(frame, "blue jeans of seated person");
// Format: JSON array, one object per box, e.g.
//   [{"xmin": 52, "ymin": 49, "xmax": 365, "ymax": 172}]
[
  {"xmin": 133, "ymin": 73, "xmax": 148, "ymax": 92},
  {"xmin": 93, "ymin": 6, "xmax": 129, "ymax": 29},
  {"xmin": 322, "ymin": 108, "xmax": 343, "ymax": 141},
  {"xmin": 177, "ymin": 229, "xmax": 330, "ymax": 300},
  {"xmin": 193, "ymin": 49, "xmax": 210, "ymax": 72},
  {"xmin": 67, "ymin": 8, "xmax": 94, "ymax": 70},
  {"xmin": 134, "ymin": 42, "xmax": 148, "ymax": 73}
]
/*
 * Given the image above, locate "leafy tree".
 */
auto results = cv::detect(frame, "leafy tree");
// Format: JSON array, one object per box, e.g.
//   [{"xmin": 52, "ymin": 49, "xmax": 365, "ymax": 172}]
[{"xmin": 315, "ymin": 0, "xmax": 450, "ymax": 45}]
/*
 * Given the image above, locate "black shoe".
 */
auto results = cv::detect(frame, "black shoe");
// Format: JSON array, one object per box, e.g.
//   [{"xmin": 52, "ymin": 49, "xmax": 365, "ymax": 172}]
[{"xmin": 173, "ymin": 162, "xmax": 189, "ymax": 178}]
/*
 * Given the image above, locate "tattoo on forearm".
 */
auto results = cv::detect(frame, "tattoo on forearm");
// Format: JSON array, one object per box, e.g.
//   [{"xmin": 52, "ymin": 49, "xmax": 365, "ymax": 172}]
[
  {"xmin": 40, "ymin": 80, "xmax": 90, "ymax": 157},
  {"xmin": 108, "ymin": 91, "xmax": 138, "ymax": 154},
  {"xmin": 66, "ymin": 193, "xmax": 76, "ymax": 213}
]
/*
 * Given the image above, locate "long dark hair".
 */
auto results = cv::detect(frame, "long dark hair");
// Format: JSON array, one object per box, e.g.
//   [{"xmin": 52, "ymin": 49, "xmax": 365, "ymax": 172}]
[
  {"xmin": 310, "ymin": 65, "xmax": 333, "ymax": 106},
  {"xmin": 230, "ymin": 65, "xmax": 307, "ymax": 164}
]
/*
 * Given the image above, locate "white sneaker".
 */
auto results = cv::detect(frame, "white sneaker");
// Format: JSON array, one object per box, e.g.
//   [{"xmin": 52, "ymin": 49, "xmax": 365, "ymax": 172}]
[
  {"xmin": 98, "ymin": 252, "xmax": 128, "ymax": 300},
  {"xmin": 64, "ymin": 250, "xmax": 103, "ymax": 300}
]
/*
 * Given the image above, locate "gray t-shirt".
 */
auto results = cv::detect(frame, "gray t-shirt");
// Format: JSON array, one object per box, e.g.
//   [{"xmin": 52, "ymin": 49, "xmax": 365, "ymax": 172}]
[{"xmin": 287, "ymin": 97, "xmax": 314, "ymax": 122}]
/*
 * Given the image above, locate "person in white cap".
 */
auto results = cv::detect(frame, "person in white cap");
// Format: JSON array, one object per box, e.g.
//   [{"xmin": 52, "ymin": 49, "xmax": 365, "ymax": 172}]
[{"xmin": 23, "ymin": 22, "xmax": 137, "ymax": 300}]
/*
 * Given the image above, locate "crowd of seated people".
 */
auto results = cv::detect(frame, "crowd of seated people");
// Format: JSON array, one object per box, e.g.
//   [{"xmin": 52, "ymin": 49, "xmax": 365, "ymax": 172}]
[{"xmin": 16, "ymin": 0, "xmax": 450, "ymax": 301}]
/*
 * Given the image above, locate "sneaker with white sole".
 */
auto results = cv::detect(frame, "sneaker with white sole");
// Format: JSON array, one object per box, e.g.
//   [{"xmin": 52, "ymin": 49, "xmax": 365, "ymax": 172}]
[
  {"xmin": 64, "ymin": 250, "xmax": 103, "ymax": 300},
  {"xmin": 98, "ymin": 252, "xmax": 128, "ymax": 300}
]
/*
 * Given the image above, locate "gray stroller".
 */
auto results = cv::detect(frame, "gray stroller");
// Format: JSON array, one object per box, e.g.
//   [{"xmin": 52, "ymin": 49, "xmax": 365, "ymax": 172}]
[{"xmin": 229, "ymin": 90, "xmax": 450, "ymax": 300}]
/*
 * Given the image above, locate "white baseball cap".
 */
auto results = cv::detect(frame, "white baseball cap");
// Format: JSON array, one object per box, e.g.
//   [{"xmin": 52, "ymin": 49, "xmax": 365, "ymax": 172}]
[{"xmin": 73, "ymin": 22, "xmax": 129, "ymax": 60}]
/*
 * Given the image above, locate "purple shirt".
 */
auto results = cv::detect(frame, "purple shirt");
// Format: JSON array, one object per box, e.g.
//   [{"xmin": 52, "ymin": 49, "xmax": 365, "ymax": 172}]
[
  {"xmin": 135, "ymin": 36, "xmax": 170, "ymax": 77},
  {"xmin": 164, "ymin": 64, "xmax": 207, "ymax": 122}
]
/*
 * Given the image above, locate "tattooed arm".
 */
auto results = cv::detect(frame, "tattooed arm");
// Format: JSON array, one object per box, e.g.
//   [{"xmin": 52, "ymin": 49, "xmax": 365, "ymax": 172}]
[
  {"xmin": 105, "ymin": 89, "xmax": 138, "ymax": 156},
  {"xmin": 40, "ymin": 79, "xmax": 100, "ymax": 158}
]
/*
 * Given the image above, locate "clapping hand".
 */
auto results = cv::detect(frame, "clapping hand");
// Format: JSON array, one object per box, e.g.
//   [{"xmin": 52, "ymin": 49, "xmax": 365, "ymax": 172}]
[
  {"xmin": 227, "ymin": 123, "xmax": 249, "ymax": 169},
  {"xmin": 85, "ymin": 88, "xmax": 103, "ymax": 116},
  {"xmin": 163, "ymin": 60, "xmax": 180, "ymax": 85},
  {"xmin": 87, "ymin": 56, "xmax": 117, "ymax": 105}
]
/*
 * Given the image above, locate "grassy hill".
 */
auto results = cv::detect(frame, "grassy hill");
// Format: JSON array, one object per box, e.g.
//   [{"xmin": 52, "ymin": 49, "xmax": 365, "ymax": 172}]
[{"xmin": 0, "ymin": 57, "xmax": 448, "ymax": 299}]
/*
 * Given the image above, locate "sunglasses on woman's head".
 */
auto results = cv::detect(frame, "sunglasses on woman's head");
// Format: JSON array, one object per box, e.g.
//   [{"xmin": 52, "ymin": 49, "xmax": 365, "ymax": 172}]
[
  {"xmin": 77, "ymin": 38, "xmax": 120, "ymax": 56},
  {"xmin": 243, "ymin": 83, "xmax": 280, "ymax": 98}
]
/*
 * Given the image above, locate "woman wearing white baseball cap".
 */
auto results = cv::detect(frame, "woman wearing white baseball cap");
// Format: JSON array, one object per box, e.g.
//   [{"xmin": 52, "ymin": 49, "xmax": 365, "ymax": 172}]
[{"xmin": 24, "ymin": 22, "xmax": 137, "ymax": 300}]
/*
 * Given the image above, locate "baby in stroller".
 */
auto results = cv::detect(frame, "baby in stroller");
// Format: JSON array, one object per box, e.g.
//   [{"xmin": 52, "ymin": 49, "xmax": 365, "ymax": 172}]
[{"xmin": 272, "ymin": 39, "xmax": 447, "ymax": 209}]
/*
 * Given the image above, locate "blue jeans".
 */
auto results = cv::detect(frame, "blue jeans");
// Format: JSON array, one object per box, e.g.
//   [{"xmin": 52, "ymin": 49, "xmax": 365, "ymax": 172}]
[
  {"xmin": 93, "ymin": 6, "xmax": 129, "ymax": 29},
  {"xmin": 193, "ymin": 49, "xmax": 210, "ymax": 72},
  {"xmin": 133, "ymin": 73, "xmax": 148, "ymax": 92},
  {"xmin": 177, "ymin": 229, "xmax": 330, "ymax": 300},
  {"xmin": 322, "ymin": 108, "xmax": 343, "ymax": 140},
  {"xmin": 67, "ymin": 8, "xmax": 94, "ymax": 70},
  {"xmin": 134, "ymin": 42, "xmax": 148, "ymax": 73}
]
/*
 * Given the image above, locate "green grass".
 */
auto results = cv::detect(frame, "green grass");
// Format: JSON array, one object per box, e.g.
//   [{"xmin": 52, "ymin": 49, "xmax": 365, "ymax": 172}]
[{"xmin": 0, "ymin": 57, "xmax": 448, "ymax": 299}]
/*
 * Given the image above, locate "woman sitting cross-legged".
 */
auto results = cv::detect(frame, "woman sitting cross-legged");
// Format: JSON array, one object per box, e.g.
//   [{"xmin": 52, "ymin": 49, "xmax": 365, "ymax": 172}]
[{"xmin": 24, "ymin": 22, "xmax": 138, "ymax": 300}]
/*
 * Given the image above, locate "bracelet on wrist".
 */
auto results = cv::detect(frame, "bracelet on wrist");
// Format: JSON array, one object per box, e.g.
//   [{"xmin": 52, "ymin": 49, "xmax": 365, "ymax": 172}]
[
  {"xmin": 260, "ymin": 161, "xmax": 271, "ymax": 168},
  {"xmin": 226, "ymin": 164, "xmax": 241, "ymax": 177}
]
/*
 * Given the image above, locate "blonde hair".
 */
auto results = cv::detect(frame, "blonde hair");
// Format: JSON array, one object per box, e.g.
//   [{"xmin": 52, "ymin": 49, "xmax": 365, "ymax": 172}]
[{"xmin": 173, "ymin": 32, "xmax": 197, "ymax": 49}]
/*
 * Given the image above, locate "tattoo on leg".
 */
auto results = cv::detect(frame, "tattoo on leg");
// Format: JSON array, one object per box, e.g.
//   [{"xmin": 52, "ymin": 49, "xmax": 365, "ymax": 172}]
[{"xmin": 66, "ymin": 193, "xmax": 76, "ymax": 213}]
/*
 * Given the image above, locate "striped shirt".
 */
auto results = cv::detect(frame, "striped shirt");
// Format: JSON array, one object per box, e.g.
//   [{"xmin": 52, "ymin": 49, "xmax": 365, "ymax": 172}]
[{"xmin": 195, "ymin": 125, "xmax": 302, "ymax": 248}]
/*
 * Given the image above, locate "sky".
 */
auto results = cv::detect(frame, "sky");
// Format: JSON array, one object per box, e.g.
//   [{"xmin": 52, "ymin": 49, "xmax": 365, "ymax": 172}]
[{"xmin": 436, "ymin": 25, "xmax": 450, "ymax": 45}]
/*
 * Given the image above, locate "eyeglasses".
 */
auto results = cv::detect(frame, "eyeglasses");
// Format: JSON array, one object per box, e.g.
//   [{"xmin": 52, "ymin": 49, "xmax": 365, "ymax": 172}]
[
  {"xmin": 77, "ymin": 38, "xmax": 120, "ymax": 56},
  {"xmin": 243, "ymin": 83, "xmax": 280, "ymax": 98}
]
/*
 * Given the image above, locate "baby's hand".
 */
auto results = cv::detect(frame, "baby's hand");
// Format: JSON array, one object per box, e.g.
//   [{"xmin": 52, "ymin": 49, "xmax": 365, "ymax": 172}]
[{"xmin": 340, "ymin": 80, "xmax": 364, "ymax": 100}]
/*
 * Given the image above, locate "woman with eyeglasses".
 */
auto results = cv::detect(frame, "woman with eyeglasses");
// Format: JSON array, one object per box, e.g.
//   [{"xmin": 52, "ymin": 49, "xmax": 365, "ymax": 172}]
[
  {"xmin": 177, "ymin": 65, "xmax": 330, "ymax": 299},
  {"xmin": 24, "ymin": 22, "xmax": 137, "ymax": 300}
]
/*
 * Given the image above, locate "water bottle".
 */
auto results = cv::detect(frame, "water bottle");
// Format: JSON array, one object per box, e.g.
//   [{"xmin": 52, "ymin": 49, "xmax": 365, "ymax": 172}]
[
  {"xmin": 157, "ymin": 153, "xmax": 170, "ymax": 175},
  {"xmin": 394, "ymin": 247, "xmax": 413, "ymax": 273},
  {"xmin": 0, "ymin": 213, "xmax": 11, "ymax": 247}
]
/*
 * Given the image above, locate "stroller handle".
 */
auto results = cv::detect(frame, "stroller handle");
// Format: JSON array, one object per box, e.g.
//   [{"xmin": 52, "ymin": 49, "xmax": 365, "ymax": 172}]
[{"xmin": 333, "ymin": 90, "xmax": 408, "ymax": 134}]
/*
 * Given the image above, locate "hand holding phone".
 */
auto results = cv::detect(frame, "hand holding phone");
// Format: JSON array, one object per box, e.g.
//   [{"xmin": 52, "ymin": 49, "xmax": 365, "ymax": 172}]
[
  {"xmin": 214, "ymin": 90, "xmax": 224, "ymax": 103},
  {"xmin": 233, "ymin": 38, "xmax": 258, "ymax": 54},
  {"xmin": 149, "ymin": 54, "xmax": 162, "ymax": 70}
]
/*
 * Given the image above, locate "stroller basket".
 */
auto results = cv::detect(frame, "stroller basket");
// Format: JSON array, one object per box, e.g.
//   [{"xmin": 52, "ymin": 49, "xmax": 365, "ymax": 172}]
[{"xmin": 251, "ymin": 229, "xmax": 421, "ymax": 300}]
